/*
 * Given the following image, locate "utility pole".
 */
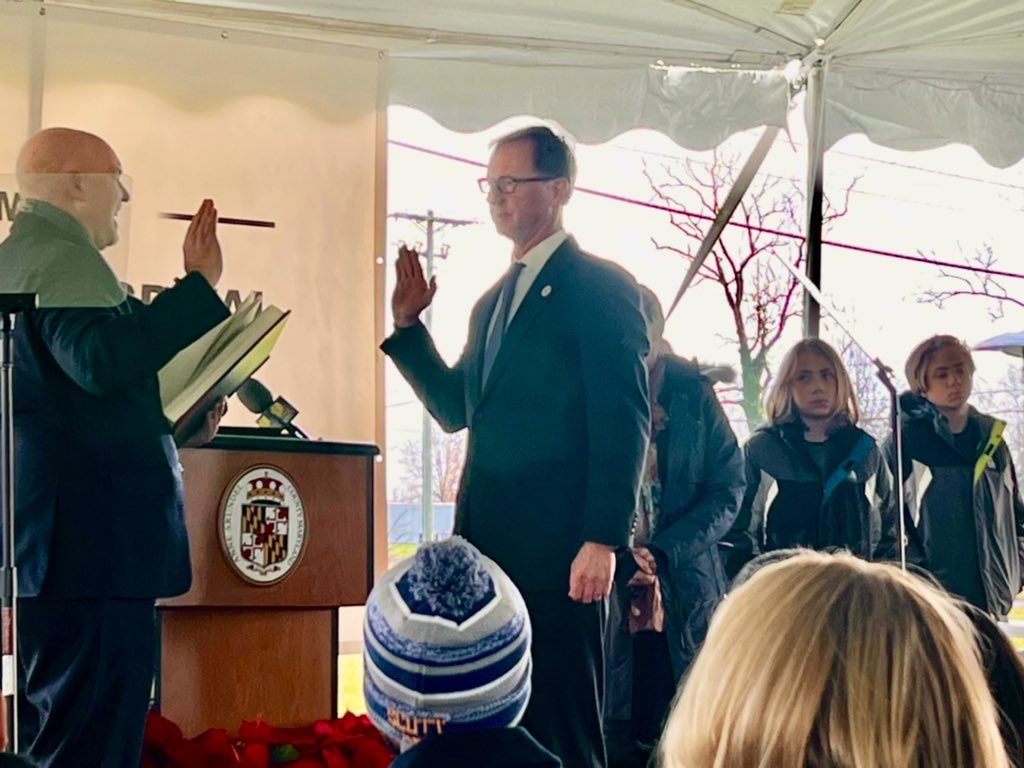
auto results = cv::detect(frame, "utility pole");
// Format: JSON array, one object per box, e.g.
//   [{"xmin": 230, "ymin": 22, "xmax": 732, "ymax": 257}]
[{"xmin": 389, "ymin": 210, "xmax": 474, "ymax": 543}]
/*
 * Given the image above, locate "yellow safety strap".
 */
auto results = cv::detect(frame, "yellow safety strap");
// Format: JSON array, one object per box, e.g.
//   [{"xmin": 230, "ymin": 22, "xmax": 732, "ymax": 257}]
[{"xmin": 973, "ymin": 419, "xmax": 1005, "ymax": 486}]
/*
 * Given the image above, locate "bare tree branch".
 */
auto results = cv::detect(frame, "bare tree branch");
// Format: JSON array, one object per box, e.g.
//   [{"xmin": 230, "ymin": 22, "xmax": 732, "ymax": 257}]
[
  {"xmin": 645, "ymin": 147, "xmax": 857, "ymax": 431},
  {"xmin": 394, "ymin": 426, "xmax": 467, "ymax": 504},
  {"xmin": 918, "ymin": 242, "xmax": 1022, "ymax": 321}
]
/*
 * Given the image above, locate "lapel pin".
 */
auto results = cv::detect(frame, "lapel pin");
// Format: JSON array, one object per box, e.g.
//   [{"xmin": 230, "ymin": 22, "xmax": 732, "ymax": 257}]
[{"xmin": 541, "ymin": 285, "xmax": 553, "ymax": 298}]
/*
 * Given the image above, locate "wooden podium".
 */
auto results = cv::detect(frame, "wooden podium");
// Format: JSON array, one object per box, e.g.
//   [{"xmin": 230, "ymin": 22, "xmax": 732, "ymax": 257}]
[{"xmin": 157, "ymin": 431, "xmax": 378, "ymax": 736}]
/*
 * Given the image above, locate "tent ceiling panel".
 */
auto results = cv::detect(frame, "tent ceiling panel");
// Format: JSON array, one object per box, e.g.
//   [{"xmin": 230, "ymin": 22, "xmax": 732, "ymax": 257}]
[
  {"xmin": 826, "ymin": 70, "xmax": 1024, "ymax": 168},
  {"xmin": 140, "ymin": 0, "xmax": 835, "ymax": 61},
  {"xmin": 34, "ymin": 0, "xmax": 1024, "ymax": 165},
  {"xmin": 388, "ymin": 62, "xmax": 791, "ymax": 151}
]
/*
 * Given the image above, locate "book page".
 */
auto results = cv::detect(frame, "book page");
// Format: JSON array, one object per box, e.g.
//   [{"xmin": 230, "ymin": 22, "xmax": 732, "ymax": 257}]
[
  {"xmin": 158, "ymin": 292, "xmax": 258, "ymax": 406},
  {"xmin": 163, "ymin": 306, "xmax": 289, "ymax": 427},
  {"xmin": 195, "ymin": 292, "xmax": 262, "ymax": 371}
]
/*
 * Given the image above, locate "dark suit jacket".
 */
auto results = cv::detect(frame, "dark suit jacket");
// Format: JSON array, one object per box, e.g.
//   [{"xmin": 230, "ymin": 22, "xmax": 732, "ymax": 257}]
[
  {"xmin": 382, "ymin": 237, "xmax": 649, "ymax": 590},
  {"xmin": 3, "ymin": 205, "xmax": 230, "ymax": 598}
]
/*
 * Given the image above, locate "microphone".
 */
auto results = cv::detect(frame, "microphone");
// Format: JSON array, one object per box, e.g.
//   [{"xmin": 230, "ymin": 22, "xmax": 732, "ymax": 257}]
[{"xmin": 236, "ymin": 378, "xmax": 309, "ymax": 439}]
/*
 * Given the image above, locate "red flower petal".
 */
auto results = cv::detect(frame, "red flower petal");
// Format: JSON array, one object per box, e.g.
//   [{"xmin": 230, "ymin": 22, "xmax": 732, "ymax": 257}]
[
  {"xmin": 238, "ymin": 741, "xmax": 270, "ymax": 768},
  {"xmin": 239, "ymin": 719, "xmax": 275, "ymax": 742},
  {"xmin": 143, "ymin": 710, "xmax": 185, "ymax": 750}
]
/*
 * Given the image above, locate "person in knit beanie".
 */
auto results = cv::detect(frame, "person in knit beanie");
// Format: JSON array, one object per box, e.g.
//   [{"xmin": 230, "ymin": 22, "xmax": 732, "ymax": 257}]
[{"xmin": 363, "ymin": 537, "xmax": 561, "ymax": 768}]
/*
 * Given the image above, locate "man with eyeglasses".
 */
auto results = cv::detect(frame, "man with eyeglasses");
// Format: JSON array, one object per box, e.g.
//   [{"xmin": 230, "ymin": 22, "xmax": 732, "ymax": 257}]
[{"xmin": 382, "ymin": 125, "xmax": 650, "ymax": 768}]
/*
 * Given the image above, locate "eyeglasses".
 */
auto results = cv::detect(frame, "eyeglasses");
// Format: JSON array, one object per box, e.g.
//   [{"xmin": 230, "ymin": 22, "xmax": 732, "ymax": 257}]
[{"xmin": 477, "ymin": 176, "xmax": 559, "ymax": 195}]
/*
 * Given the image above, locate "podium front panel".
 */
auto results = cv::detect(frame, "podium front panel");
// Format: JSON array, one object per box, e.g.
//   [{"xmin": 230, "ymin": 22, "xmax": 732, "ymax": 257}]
[
  {"xmin": 159, "ymin": 607, "xmax": 337, "ymax": 735},
  {"xmin": 157, "ymin": 437, "xmax": 376, "ymax": 735},
  {"xmin": 161, "ymin": 438, "xmax": 376, "ymax": 608}
]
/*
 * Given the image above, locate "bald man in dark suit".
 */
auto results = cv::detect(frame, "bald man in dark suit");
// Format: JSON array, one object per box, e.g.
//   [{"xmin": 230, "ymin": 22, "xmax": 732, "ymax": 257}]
[{"xmin": 2, "ymin": 128, "xmax": 230, "ymax": 766}]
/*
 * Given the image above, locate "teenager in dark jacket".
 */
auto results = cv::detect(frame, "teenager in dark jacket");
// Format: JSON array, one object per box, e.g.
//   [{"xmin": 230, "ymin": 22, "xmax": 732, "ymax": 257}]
[
  {"xmin": 724, "ymin": 339, "xmax": 897, "ymax": 578},
  {"xmin": 886, "ymin": 334, "xmax": 1024, "ymax": 618},
  {"xmin": 605, "ymin": 288, "xmax": 744, "ymax": 768}
]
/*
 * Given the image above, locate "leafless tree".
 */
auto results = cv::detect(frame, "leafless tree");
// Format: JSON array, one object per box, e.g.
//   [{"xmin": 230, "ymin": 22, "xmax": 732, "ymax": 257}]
[
  {"xmin": 919, "ymin": 242, "xmax": 1024, "ymax": 321},
  {"xmin": 646, "ymin": 149, "xmax": 858, "ymax": 433},
  {"xmin": 392, "ymin": 426, "xmax": 467, "ymax": 503}
]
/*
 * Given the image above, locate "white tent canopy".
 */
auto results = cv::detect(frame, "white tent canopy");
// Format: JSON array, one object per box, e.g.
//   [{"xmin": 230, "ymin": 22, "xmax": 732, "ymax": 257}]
[{"xmin": 41, "ymin": 0, "xmax": 1024, "ymax": 167}]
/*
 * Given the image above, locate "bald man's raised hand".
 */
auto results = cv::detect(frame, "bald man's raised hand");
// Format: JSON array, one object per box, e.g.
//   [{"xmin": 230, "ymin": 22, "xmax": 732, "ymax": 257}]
[{"xmin": 184, "ymin": 199, "xmax": 223, "ymax": 288}]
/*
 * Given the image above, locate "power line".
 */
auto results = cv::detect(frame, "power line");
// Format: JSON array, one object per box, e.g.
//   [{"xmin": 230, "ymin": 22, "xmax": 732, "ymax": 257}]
[
  {"xmin": 388, "ymin": 139, "xmax": 1024, "ymax": 282},
  {"xmin": 392, "ymin": 138, "xmax": 1009, "ymax": 214}
]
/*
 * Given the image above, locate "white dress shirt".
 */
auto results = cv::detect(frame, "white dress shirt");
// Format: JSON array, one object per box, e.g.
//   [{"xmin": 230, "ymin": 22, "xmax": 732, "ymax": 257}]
[{"xmin": 486, "ymin": 229, "xmax": 567, "ymax": 342}]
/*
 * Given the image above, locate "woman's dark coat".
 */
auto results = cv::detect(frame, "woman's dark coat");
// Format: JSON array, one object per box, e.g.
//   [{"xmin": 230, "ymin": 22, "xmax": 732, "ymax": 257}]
[{"xmin": 606, "ymin": 357, "xmax": 745, "ymax": 721}]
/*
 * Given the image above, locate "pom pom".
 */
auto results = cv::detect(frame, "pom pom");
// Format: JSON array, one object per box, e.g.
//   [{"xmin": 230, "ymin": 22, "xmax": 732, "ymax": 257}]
[{"xmin": 404, "ymin": 537, "xmax": 493, "ymax": 620}]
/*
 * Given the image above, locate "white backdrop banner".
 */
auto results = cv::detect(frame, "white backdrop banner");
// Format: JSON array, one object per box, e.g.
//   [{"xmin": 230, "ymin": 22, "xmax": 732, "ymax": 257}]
[{"xmin": 0, "ymin": 7, "xmax": 384, "ymax": 444}]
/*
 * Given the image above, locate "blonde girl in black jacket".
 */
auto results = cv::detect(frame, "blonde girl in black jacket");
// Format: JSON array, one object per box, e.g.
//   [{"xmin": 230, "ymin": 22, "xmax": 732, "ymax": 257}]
[{"xmin": 724, "ymin": 338, "xmax": 897, "ymax": 578}]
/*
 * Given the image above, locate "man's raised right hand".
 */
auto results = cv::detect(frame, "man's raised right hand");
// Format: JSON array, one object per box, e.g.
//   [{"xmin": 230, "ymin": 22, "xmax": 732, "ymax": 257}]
[
  {"xmin": 392, "ymin": 245, "xmax": 437, "ymax": 328},
  {"xmin": 183, "ymin": 199, "xmax": 223, "ymax": 288}
]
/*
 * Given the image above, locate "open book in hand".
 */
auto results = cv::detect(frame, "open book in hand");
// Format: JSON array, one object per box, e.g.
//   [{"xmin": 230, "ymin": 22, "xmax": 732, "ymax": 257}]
[{"xmin": 159, "ymin": 291, "xmax": 290, "ymax": 436}]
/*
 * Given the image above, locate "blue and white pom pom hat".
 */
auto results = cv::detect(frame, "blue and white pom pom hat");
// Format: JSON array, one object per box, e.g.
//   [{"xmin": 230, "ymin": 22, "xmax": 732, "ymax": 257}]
[{"xmin": 363, "ymin": 536, "xmax": 532, "ymax": 749}]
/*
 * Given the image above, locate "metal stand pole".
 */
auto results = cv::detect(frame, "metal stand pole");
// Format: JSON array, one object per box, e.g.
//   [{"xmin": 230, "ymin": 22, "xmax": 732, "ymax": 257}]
[
  {"xmin": 0, "ymin": 292, "xmax": 39, "ymax": 752},
  {"xmin": 873, "ymin": 362, "xmax": 908, "ymax": 570}
]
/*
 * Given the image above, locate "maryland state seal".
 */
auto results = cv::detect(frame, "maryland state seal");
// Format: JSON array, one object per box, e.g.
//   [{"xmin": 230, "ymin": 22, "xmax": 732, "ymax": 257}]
[{"xmin": 220, "ymin": 465, "xmax": 307, "ymax": 585}]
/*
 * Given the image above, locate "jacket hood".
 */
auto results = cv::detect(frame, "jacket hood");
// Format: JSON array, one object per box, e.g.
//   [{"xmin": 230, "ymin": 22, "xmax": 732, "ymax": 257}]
[
  {"xmin": 899, "ymin": 390, "xmax": 991, "ymax": 436},
  {"xmin": 899, "ymin": 391, "xmax": 938, "ymax": 420}
]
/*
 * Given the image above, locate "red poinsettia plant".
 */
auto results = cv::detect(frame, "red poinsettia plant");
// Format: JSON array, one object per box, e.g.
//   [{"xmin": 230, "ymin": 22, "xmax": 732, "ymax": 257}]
[{"xmin": 141, "ymin": 710, "xmax": 395, "ymax": 768}]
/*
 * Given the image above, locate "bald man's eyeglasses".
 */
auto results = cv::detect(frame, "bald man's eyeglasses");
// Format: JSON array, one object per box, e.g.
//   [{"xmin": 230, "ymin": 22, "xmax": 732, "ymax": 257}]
[{"xmin": 478, "ymin": 176, "xmax": 559, "ymax": 195}]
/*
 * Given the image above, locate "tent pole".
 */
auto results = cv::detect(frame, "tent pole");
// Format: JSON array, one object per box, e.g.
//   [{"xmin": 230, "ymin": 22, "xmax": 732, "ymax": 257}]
[
  {"xmin": 803, "ymin": 58, "xmax": 827, "ymax": 338},
  {"xmin": 665, "ymin": 124, "xmax": 779, "ymax": 319}
]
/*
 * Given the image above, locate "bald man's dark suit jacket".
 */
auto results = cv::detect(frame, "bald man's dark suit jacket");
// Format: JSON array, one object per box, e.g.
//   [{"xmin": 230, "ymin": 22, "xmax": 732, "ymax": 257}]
[
  {"xmin": 2, "ymin": 203, "xmax": 230, "ymax": 765},
  {"xmin": 382, "ymin": 236, "xmax": 649, "ymax": 767},
  {"xmin": 6, "ymin": 206, "xmax": 230, "ymax": 599}
]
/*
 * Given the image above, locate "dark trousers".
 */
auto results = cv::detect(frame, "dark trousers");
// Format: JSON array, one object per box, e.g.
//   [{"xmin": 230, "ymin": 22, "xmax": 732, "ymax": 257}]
[
  {"xmin": 17, "ymin": 597, "xmax": 156, "ymax": 768},
  {"xmin": 605, "ymin": 583, "xmax": 676, "ymax": 768},
  {"xmin": 520, "ymin": 591, "xmax": 607, "ymax": 768}
]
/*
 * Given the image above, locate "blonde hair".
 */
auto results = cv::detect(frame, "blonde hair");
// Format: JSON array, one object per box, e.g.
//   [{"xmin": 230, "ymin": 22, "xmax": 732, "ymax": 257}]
[
  {"xmin": 904, "ymin": 335, "xmax": 976, "ymax": 395},
  {"xmin": 763, "ymin": 339, "xmax": 859, "ymax": 427},
  {"xmin": 659, "ymin": 551, "xmax": 1009, "ymax": 768}
]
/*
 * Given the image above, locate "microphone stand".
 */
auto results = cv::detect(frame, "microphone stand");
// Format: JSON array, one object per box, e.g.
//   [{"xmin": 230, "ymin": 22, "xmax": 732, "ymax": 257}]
[
  {"xmin": 773, "ymin": 257, "xmax": 908, "ymax": 570},
  {"xmin": 871, "ymin": 358, "xmax": 907, "ymax": 570},
  {"xmin": 0, "ymin": 292, "xmax": 38, "ymax": 752}
]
